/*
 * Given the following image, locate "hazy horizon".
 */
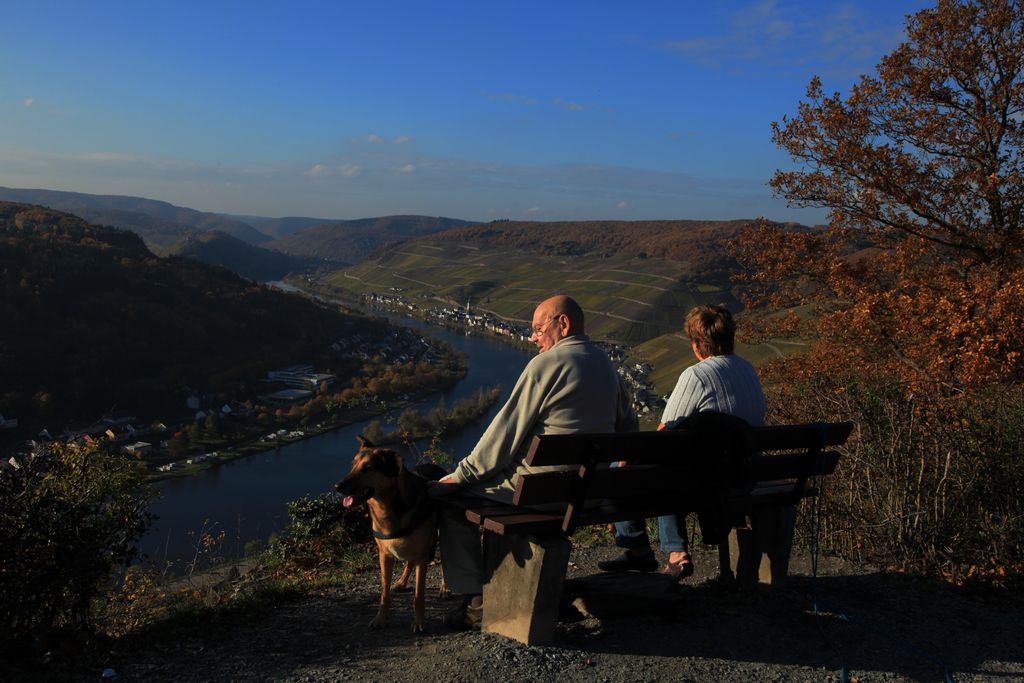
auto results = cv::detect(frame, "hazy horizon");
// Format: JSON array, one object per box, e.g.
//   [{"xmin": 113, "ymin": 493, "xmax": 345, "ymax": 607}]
[{"xmin": 2, "ymin": 0, "xmax": 933, "ymax": 223}]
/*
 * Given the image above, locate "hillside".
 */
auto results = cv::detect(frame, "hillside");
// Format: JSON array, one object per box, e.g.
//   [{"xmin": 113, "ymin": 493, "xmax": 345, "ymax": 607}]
[
  {"xmin": 323, "ymin": 219, "xmax": 807, "ymax": 342},
  {"xmin": 0, "ymin": 202, "xmax": 387, "ymax": 428},
  {"xmin": 267, "ymin": 215, "xmax": 472, "ymax": 264},
  {"xmin": 165, "ymin": 230, "xmax": 326, "ymax": 281},
  {"xmin": 0, "ymin": 187, "xmax": 272, "ymax": 249},
  {"xmin": 425, "ymin": 219, "xmax": 807, "ymax": 283},
  {"xmin": 233, "ymin": 215, "xmax": 335, "ymax": 239}
]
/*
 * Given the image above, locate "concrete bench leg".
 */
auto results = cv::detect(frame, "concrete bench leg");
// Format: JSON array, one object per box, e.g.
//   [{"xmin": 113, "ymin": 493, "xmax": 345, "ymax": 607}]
[
  {"xmin": 481, "ymin": 532, "xmax": 572, "ymax": 645},
  {"xmin": 719, "ymin": 505, "xmax": 797, "ymax": 589}
]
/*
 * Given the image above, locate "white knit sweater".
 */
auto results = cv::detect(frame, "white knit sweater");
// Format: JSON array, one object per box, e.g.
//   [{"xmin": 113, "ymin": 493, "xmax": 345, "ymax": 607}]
[{"xmin": 661, "ymin": 354, "xmax": 766, "ymax": 428}]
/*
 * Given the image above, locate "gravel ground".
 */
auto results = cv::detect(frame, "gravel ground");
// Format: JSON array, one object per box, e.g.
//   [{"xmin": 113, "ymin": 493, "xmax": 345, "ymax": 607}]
[{"xmin": 60, "ymin": 545, "xmax": 1023, "ymax": 683}]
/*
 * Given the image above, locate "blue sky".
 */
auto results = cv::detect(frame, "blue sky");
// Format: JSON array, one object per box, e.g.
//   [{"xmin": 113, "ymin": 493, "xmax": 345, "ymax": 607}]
[{"xmin": 1, "ymin": 0, "xmax": 933, "ymax": 223}]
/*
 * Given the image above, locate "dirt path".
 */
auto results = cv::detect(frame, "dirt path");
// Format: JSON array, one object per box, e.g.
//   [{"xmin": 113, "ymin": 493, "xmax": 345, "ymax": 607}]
[{"xmin": 75, "ymin": 545, "xmax": 1021, "ymax": 682}]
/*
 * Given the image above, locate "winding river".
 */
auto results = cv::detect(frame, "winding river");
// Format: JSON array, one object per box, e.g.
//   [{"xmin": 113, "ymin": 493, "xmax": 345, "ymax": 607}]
[{"xmin": 142, "ymin": 317, "xmax": 531, "ymax": 568}]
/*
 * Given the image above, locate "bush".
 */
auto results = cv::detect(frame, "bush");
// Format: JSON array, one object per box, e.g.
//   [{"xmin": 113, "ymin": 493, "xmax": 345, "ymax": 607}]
[
  {"xmin": 767, "ymin": 366, "xmax": 1024, "ymax": 588},
  {"xmin": 0, "ymin": 443, "xmax": 153, "ymax": 657},
  {"xmin": 271, "ymin": 493, "xmax": 373, "ymax": 574}
]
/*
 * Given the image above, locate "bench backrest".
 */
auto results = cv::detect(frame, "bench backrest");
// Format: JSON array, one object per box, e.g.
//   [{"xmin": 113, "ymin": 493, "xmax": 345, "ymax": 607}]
[{"xmin": 512, "ymin": 420, "xmax": 853, "ymax": 535}]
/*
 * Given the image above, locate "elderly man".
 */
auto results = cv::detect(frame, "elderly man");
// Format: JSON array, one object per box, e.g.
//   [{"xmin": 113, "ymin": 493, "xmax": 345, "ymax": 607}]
[{"xmin": 433, "ymin": 294, "xmax": 636, "ymax": 628}]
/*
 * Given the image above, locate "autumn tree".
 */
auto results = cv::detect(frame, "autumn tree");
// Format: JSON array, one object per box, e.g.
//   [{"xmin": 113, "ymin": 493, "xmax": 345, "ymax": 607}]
[
  {"xmin": 740, "ymin": 0, "xmax": 1024, "ymax": 388},
  {"xmin": 735, "ymin": 0, "xmax": 1024, "ymax": 584}
]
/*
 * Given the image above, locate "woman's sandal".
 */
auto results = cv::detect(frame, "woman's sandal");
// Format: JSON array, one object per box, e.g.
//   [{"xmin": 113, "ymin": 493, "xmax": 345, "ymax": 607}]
[{"xmin": 660, "ymin": 555, "xmax": 695, "ymax": 580}]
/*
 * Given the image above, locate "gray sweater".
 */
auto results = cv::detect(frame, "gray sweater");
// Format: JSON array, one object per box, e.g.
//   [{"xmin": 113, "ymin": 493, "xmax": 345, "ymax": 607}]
[
  {"xmin": 661, "ymin": 354, "xmax": 766, "ymax": 428},
  {"xmin": 449, "ymin": 334, "xmax": 636, "ymax": 502}
]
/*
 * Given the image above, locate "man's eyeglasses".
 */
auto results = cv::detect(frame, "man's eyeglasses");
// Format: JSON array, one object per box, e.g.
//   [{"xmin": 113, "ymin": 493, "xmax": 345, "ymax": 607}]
[{"xmin": 530, "ymin": 315, "xmax": 560, "ymax": 336}]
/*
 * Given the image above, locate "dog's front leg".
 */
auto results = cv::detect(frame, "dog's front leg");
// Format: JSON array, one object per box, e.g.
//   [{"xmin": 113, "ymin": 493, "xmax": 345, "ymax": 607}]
[
  {"xmin": 394, "ymin": 561, "xmax": 413, "ymax": 590},
  {"xmin": 412, "ymin": 561, "xmax": 427, "ymax": 633},
  {"xmin": 371, "ymin": 549, "xmax": 394, "ymax": 629}
]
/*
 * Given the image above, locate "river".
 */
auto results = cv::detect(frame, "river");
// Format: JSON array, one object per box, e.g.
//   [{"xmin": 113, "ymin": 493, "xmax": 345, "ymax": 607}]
[{"xmin": 142, "ymin": 316, "xmax": 532, "ymax": 569}]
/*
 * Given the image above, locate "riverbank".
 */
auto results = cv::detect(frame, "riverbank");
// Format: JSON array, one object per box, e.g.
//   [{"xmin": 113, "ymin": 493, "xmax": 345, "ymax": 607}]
[
  {"xmin": 145, "ymin": 390, "xmax": 451, "ymax": 483},
  {"xmin": 61, "ymin": 543, "xmax": 1023, "ymax": 682}
]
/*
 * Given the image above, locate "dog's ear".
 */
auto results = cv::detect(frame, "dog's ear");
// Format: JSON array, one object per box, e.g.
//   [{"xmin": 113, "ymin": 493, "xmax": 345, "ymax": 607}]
[
  {"xmin": 376, "ymin": 450, "xmax": 401, "ymax": 478},
  {"xmin": 356, "ymin": 434, "xmax": 375, "ymax": 449}
]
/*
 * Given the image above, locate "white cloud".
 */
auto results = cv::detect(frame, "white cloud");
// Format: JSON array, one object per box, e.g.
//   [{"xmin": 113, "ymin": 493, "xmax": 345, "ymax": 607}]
[
  {"xmin": 393, "ymin": 135, "xmax": 414, "ymax": 145},
  {"xmin": 399, "ymin": 164, "xmax": 416, "ymax": 173},
  {"xmin": 303, "ymin": 163, "xmax": 330, "ymax": 178},
  {"xmin": 365, "ymin": 134, "xmax": 383, "ymax": 143},
  {"xmin": 22, "ymin": 98, "xmax": 35, "ymax": 108},
  {"xmin": 526, "ymin": 206, "xmax": 543, "ymax": 214},
  {"xmin": 302, "ymin": 163, "xmax": 363, "ymax": 179},
  {"xmin": 616, "ymin": 201, "xmax": 629, "ymax": 209},
  {"xmin": 339, "ymin": 164, "xmax": 362, "ymax": 178}
]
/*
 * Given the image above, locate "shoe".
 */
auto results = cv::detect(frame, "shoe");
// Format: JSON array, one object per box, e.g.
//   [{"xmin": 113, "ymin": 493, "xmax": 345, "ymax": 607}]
[
  {"xmin": 597, "ymin": 551, "xmax": 658, "ymax": 573},
  {"xmin": 660, "ymin": 557, "xmax": 695, "ymax": 580},
  {"xmin": 442, "ymin": 594, "xmax": 482, "ymax": 630}
]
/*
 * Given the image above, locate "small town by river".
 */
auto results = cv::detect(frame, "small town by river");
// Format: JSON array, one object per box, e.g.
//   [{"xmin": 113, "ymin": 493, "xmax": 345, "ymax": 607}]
[{"xmin": 142, "ymin": 316, "xmax": 531, "ymax": 569}]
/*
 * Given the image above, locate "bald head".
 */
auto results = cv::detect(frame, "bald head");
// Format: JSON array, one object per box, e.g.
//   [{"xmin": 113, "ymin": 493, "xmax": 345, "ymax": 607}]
[{"xmin": 530, "ymin": 295, "xmax": 584, "ymax": 353}]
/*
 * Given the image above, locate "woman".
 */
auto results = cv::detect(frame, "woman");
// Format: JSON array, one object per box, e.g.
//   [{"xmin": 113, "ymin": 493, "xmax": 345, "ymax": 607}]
[{"xmin": 599, "ymin": 304, "xmax": 766, "ymax": 577}]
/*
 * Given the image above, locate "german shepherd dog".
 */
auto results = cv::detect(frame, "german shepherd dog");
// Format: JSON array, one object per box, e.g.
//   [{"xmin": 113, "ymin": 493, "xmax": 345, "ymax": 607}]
[{"xmin": 335, "ymin": 435, "xmax": 446, "ymax": 633}]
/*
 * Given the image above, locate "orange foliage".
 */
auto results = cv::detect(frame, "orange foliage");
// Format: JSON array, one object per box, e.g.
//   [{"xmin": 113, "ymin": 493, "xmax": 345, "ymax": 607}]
[{"xmin": 737, "ymin": 0, "xmax": 1024, "ymax": 391}]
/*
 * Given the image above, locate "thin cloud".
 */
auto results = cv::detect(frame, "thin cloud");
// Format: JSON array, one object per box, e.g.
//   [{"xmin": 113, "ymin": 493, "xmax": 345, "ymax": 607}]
[
  {"xmin": 302, "ymin": 163, "xmax": 363, "ymax": 179},
  {"xmin": 553, "ymin": 98, "xmax": 588, "ymax": 112},
  {"xmin": 365, "ymin": 134, "xmax": 383, "ymax": 143},
  {"xmin": 393, "ymin": 135, "xmax": 414, "ymax": 145},
  {"xmin": 483, "ymin": 92, "xmax": 540, "ymax": 106},
  {"xmin": 22, "ymin": 98, "xmax": 35, "ymax": 108},
  {"xmin": 0, "ymin": 144, "xmax": 827, "ymax": 223},
  {"xmin": 662, "ymin": 0, "xmax": 908, "ymax": 79}
]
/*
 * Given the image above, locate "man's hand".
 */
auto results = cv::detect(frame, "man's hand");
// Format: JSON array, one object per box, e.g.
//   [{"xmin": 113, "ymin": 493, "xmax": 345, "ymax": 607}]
[{"xmin": 428, "ymin": 475, "xmax": 462, "ymax": 498}]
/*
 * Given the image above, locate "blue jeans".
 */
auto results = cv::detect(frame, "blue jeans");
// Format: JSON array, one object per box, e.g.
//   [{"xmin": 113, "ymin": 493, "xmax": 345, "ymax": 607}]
[{"xmin": 614, "ymin": 515, "xmax": 689, "ymax": 553}]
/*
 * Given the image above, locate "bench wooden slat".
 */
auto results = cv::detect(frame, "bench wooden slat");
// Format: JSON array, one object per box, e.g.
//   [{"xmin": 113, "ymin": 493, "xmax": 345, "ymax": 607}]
[
  {"xmin": 482, "ymin": 512, "xmax": 563, "ymax": 535},
  {"xmin": 465, "ymin": 505, "xmax": 532, "ymax": 525},
  {"xmin": 476, "ymin": 482, "xmax": 823, "ymax": 535},
  {"xmin": 753, "ymin": 422, "xmax": 854, "ymax": 451},
  {"xmin": 749, "ymin": 450, "xmax": 841, "ymax": 479},
  {"xmin": 523, "ymin": 422, "xmax": 853, "ymax": 467},
  {"xmin": 511, "ymin": 451, "xmax": 840, "ymax": 507},
  {"xmin": 513, "ymin": 464, "xmax": 711, "ymax": 507}
]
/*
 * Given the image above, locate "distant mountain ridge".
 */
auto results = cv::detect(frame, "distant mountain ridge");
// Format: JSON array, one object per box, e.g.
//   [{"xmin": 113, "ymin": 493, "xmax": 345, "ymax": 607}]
[
  {"xmin": 267, "ymin": 215, "xmax": 472, "ymax": 264},
  {"xmin": 230, "ymin": 215, "xmax": 335, "ymax": 239},
  {"xmin": 0, "ymin": 186, "xmax": 272, "ymax": 249},
  {"xmin": 164, "ymin": 231, "xmax": 326, "ymax": 281}
]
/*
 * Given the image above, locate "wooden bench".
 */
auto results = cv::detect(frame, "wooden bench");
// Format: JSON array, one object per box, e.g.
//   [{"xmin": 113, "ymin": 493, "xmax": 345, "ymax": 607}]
[{"xmin": 461, "ymin": 418, "xmax": 854, "ymax": 645}]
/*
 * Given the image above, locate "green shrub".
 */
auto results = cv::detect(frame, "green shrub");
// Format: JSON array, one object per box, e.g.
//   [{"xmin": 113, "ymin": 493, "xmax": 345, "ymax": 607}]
[
  {"xmin": 0, "ymin": 443, "xmax": 153, "ymax": 657},
  {"xmin": 769, "ymin": 372, "xmax": 1024, "ymax": 588},
  {"xmin": 271, "ymin": 493, "xmax": 373, "ymax": 573}
]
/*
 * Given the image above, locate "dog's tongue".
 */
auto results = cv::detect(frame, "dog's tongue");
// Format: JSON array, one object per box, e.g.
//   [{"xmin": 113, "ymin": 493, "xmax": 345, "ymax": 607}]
[{"xmin": 342, "ymin": 495, "xmax": 354, "ymax": 508}]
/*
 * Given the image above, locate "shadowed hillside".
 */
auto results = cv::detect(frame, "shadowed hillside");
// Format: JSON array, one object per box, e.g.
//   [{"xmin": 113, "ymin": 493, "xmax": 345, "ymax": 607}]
[
  {"xmin": 0, "ymin": 202, "xmax": 386, "ymax": 427},
  {"xmin": 267, "ymin": 215, "xmax": 471, "ymax": 264},
  {"xmin": 165, "ymin": 230, "xmax": 325, "ymax": 281},
  {"xmin": 234, "ymin": 215, "xmax": 335, "ymax": 239}
]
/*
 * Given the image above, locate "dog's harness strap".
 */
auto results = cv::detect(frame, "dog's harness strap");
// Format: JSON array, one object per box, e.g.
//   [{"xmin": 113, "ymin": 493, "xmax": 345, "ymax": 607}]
[{"xmin": 372, "ymin": 495, "xmax": 434, "ymax": 540}]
